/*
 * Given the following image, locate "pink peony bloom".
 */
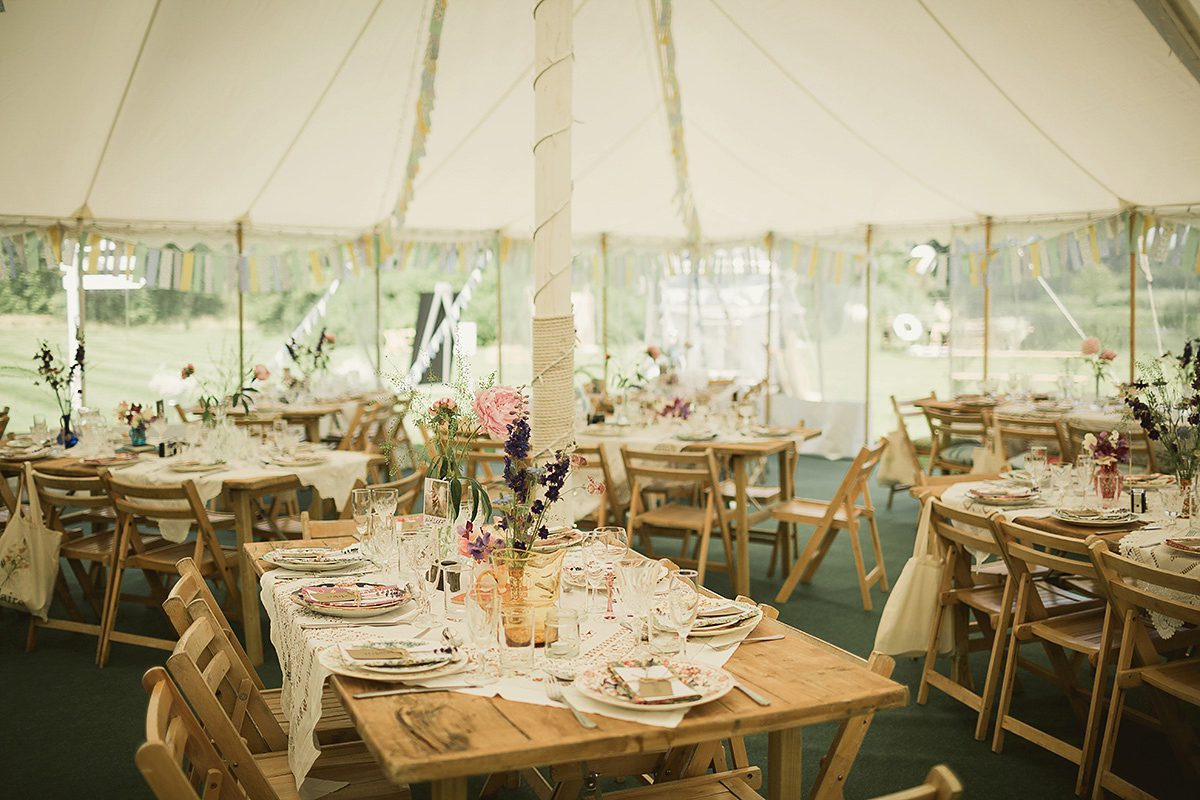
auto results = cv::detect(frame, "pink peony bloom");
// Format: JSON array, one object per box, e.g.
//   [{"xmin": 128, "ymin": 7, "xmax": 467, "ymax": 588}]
[
  {"xmin": 474, "ymin": 385, "xmax": 526, "ymax": 438},
  {"xmin": 1080, "ymin": 337, "xmax": 1101, "ymax": 355},
  {"xmin": 431, "ymin": 397, "xmax": 458, "ymax": 414},
  {"xmin": 646, "ymin": 345, "xmax": 663, "ymax": 360},
  {"xmin": 1099, "ymin": 349, "xmax": 1117, "ymax": 361},
  {"xmin": 181, "ymin": 363, "xmax": 195, "ymax": 379},
  {"xmin": 253, "ymin": 364, "xmax": 270, "ymax": 381}
]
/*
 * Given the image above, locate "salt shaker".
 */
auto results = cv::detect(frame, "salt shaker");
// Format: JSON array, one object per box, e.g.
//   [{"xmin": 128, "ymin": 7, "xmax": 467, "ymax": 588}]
[{"xmin": 1130, "ymin": 487, "xmax": 1146, "ymax": 514}]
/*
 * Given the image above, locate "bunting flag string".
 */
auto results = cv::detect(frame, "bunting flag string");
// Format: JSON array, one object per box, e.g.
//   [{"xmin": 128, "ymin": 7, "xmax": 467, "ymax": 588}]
[
  {"xmin": 652, "ymin": 0, "xmax": 702, "ymax": 247},
  {"xmin": 390, "ymin": 0, "xmax": 447, "ymax": 232}
]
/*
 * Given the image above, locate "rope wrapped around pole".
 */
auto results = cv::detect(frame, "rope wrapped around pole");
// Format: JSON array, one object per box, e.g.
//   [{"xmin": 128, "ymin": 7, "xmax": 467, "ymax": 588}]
[{"xmin": 532, "ymin": 0, "xmax": 575, "ymax": 461}]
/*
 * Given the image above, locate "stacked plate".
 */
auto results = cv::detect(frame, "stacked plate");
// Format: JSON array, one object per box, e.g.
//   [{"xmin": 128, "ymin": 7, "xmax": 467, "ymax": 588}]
[
  {"xmin": 1164, "ymin": 538, "xmax": 1200, "ymax": 556},
  {"xmin": 82, "ymin": 452, "xmax": 140, "ymax": 467},
  {"xmin": 687, "ymin": 598, "xmax": 762, "ymax": 638},
  {"xmin": 1123, "ymin": 474, "xmax": 1176, "ymax": 488},
  {"xmin": 574, "ymin": 657, "xmax": 733, "ymax": 710},
  {"xmin": 266, "ymin": 453, "xmax": 328, "ymax": 468},
  {"xmin": 967, "ymin": 485, "xmax": 1040, "ymax": 506},
  {"xmin": 1052, "ymin": 507, "xmax": 1137, "ymax": 527},
  {"xmin": 168, "ymin": 458, "xmax": 226, "ymax": 473},
  {"xmin": 319, "ymin": 639, "xmax": 469, "ymax": 682},
  {"xmin": 262, "ymin": 546, "xmax": 367, "ymax": 572},
  {"xmin": 675, "ymin": 431, "xmax": 719, "ymax": 442},
  {"xmin": 292, "ymin": 582, "xmax": 411, "ymax": 618},
  {"xmin": 0, "ymin": 442, "xmax": 50, "ymax": 460}
]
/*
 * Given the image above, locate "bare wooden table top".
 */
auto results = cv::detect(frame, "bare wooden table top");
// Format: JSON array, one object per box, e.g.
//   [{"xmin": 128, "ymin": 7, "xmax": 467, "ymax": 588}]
[{"xmin": 245, "ymin": 537, "xmax": 907, "ymax": 800}]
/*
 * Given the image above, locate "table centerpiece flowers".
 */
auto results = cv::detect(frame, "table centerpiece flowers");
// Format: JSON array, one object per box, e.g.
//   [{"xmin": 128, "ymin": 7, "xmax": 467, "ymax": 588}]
[
  {"xmin": 180, "ymin": 359, "xmax": 270, "ymax": 425},
  {"xmin": 115, "ymin": 402, "xmax": 157, "ymax": 447},
  {"xmin": 1080, "ymin": 336, "xmax": 1117, "ymax": 403},
  {"xmin": 1081, "ymin": 430, "xmax": 1129, "ymax": 501},
  {"xmin": 29, "ymin": 338, "xmax": 85, "ymax": 447},
  {"xmin": 1121, "ymin": 338, "xmax": 1200, "ymax": 516},
  {"xmin": 283, "ymin": 327, "xmax": 335, "ymax": 396}
]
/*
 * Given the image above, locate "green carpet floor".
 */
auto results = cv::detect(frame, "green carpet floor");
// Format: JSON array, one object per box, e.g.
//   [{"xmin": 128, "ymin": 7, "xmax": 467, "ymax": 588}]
[{"xmin": 0, "ymin": 455, "xmax": 1194, "ymax": 799}]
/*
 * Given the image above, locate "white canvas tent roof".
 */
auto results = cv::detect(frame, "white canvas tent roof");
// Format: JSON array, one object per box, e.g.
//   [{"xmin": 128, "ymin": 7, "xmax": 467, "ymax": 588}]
[{"xmin": 2, "ymin": 0, "xmax": 1200, "ymax": 245}]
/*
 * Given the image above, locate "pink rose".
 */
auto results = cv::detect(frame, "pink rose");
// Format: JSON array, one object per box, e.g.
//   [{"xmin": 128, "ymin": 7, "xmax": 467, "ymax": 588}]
[
  {"xmin": 323, "ymin": 333, "xmax": 336, "ymax": 344},
  {"xmin": 253, "ymin": 364, "xmax": 270, "ymax": 381},
  {"xmin": 646, "ymin": 345, "xmax": 663, "ymax": 360},
  {"xmin": 181, "ymin": 364, "xmax": 195, "ymax": 379},
  {"xmin": 1080, "ymin": 337, "xmax": 1101, "ymax": 356},
  {"xmin": 474, "ymin": 386, "xmax": 526, "ymax": 438},
  {"xmin": 1099, "ymin": 349, "xmax": 1117, "ymax": 361}
]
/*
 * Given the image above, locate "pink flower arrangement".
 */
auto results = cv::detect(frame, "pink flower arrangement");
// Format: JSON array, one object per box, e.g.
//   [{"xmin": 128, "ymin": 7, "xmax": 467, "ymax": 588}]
[
  {"xmin": 473, "ymin": 385, "xmax": 526, "ymax": 438},
  {"xmin": 1081, "ymin": 337, "xmax": 1117, "ymax": 398},
  {"xmin": 430, "ymin": 397, "xmax": 458, "ymax": 414}
]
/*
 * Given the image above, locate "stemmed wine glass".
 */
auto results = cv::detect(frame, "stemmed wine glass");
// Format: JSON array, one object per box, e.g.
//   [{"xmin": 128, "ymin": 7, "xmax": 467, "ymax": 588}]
[
  {"xmin": 464, "ymin": 575, "xmax": 500, "ymax": 684},
  {"xmin": 372, "ymin": 487, "xmax": 399, "ymax": 518},
  {"xmin": 371, "ymin": 513, "xmax": 399, "ymax": 580},
  {"xmin": 582, "ymin": 533, "xmax": 608, "ymax": 619},
  {"xmin": 400, "ymin": 531, "xmax": 439, "ymax": 625},
  {"xmin": 351, "ymin": 488, "xmax": 374, "ymax": 559},
  {"xmin": 614, "ymin": 557, "xmax": 659, "ymax": 653},
  {"xmin": 590, "ymin": 527, "xmax": 628, "ymax": 619},
  {"xmin": 666, "ymin": 569, "xmax": 701, "ymax": 656}
]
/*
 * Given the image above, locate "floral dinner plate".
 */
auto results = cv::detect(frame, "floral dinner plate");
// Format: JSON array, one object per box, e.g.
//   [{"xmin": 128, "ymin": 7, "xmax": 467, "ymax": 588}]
[{"xmin": 574, "ymin": 658, "xmax": 733, "ymax": 711}]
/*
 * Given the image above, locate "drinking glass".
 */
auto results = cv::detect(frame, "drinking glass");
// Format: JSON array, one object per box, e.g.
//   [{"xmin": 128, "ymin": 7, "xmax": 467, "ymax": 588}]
[
  {"xmin": 31, "ymin": 415, "xmax": 48, "ymax": 445},
  {"xmin": 544, "ymin": 608, "xmax": 581, "ymax": 660},
  {"xmin": 582, "ymin": 533, "xmax": 608, "ymax": 618},
  {"xmin": 371, "ymin": 513, "xmax": 399, "ymax": 579},
  {"xmin": 663, "ymin": 570, "xmax": 700, "ymax": 655},
  {"xmin": 440, "ymin": 559, "xmax": 471, "ymax": 621},
  {"xmin": 1025, "ymin": 446, "xmax": 1048, "ymax": 489},
  {"xmin": 351, "ymin": 488, "xmax": 374, "ymax": 558},
  {"xmin": 1158, "ymin": 485, "xmax": 1185, "ymax": 525},
  {"xmin": 400, "ymin": 531, "xmax": 439, "ymax": 625},
  {"xmin": 1049, "ymin": 463, "xmax": 1073, "ymax": 506},
  {"xmin": 736, "ymin": 400, "xmax": 757, "ymax": 430},
  {"xmin": 464, "ymin": 577, "xmax": 500, "ymax": 684},
  {"xmin": 614, "ymin": 558, "xmax": 658, "ymax": 651},
  {"xmin": 372, "ymin": 487, "xmax": 399, "ymax": 518},
  {"xmin": 499, "ymin": 604, "xmax": 536, "ymax": 676}
]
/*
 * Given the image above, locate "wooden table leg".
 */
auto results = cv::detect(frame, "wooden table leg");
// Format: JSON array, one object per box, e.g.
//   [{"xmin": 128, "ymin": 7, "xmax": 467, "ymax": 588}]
[
  {"xmin": 430, "ymin": 776, "xmax": 468, "ymax": 800},
  {"xmin": 234, "ymin": 488, "xmax": 264, "ymax": 665},
  {"xmin": 734, "ymin": 456, "xmax": 750, "ymax": 598},
  {"xmin": 768, "ymin": 727, "xmax": 802, "ymax": 800}
]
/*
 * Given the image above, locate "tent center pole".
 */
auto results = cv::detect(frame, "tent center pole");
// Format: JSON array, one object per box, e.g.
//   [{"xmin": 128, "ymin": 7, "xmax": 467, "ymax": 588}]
[
  {"xmin": 236, "ymin": 221, "xmax": 245, "ymax": 380},
  {"xmin": 764, "ymin": 231, "xmax": 774, "ymax": 423},
  {"xmin": 1129, "ymin": 210, "xmax": 1138, "ymax": 381},
  {"xmin": 983, "ymin": 216, "xmax": 992, "ymax": 381},
  {"xmin": 864, "ymin": 225, "xmax": 872, "ymax": 440},
  {"xmin": 601, "ymin": 233, "xmax": 609, "ymax": 394}
]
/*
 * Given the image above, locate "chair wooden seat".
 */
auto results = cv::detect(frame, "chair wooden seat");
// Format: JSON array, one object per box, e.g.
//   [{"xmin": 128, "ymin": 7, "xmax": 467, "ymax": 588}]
[
  {"xmin": 923, "ymin": 405, "xmax": 989, "ymax": 475},
  {"xmin": 256, "ymin": 745, "xmax": 401, "ymax": 800}
]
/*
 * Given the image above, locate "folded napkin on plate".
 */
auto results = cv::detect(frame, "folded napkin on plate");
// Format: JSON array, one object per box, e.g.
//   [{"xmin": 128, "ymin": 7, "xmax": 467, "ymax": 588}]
[
  {"xmin": 609, "ymin": 662, "xmax": 701, "ymax": 705},
  {"xmin": 301, "ymin": 584, "xmax": 403, "ymax": 607},
  {"xmin": 338, "ymin": 642, "xmax": 455, "ymax": 668}
]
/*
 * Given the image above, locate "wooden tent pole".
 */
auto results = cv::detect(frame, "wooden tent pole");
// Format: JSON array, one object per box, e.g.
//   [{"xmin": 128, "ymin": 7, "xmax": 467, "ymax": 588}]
[
  {"xmin": 601, "ymin": 233, "xmax": 610, "ymax": 391},
  {"xmin": 764, "ymin": 231, "xmax": 775, "ymax": 423},
  {"xmin": 236, "ymin": 221, "xmax": 245, "ymax": 380},
  {"xmin": 495, "ymin": 233, "xmax": 504, "ymax": 384},
  {"xmin": 375, "ymin": 233, "xmax": 382, "ymax": 387},
  {"xmin": 1129, "ymin": 211, "xmax": 1138, "ymax": 380},
  {"xmin": 983, "ymin": 216, "xmax": 992, "ymax": 380},
  {"xmin": 864, "ymin": 224, "xmax": 873, "ymax": 439},
  {"xmin": 75, "ymin": 216, "xmax": 87, "ymax": 406}
]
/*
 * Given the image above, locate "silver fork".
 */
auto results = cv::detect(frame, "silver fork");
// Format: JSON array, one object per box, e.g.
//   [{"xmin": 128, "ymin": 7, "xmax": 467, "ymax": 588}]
[{"xmin": 545, "ymin": 682, "xmax": 597, "ymax": 728}]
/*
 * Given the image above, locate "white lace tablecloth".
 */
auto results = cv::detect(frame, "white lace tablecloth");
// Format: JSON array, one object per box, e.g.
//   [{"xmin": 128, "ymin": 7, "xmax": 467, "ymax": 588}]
[
  {"xmin": 106, "ymin": 450, "xmax": 373, "ymax": 542},
  {"xmin": 936, "ymin": 481, "xmax": 1200, "ymax": 637},
  {"xmin": 259, "ymin": 555, "xmax": 746, "ymax": 797}
]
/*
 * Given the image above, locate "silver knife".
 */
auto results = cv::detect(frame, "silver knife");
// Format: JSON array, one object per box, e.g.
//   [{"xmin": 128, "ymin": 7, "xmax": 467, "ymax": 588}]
[
  {"xmin": 352, "ymin": 684, "xmax": 483, "ymax": 699},
  {"xmin": 734, "ymin": 681, "xmax": 771, "ymax": 706}
]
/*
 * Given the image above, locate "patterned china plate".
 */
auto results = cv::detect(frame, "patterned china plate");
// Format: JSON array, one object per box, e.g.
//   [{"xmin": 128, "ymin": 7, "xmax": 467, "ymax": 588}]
[
  {"xmin": 267, "ymin": 455, "xmax": 328, "ymax": 468},
  {"xmin": 291, "ymin": 582, "xmax": 411, "ymax": 618},
  {"xmin": 688, "ymin": 603, "xmax": 762, "ymax": 637},
  {"xmin": 336, "ymin": 639, "xmax": 459, "ymax": 672},
  {"xmin": 675, "ymin": 431, "xmax": 719, "ymax": 442},
  {"xmin": 574, "ymin": 658, "xmax": 733, "ymax": 711},
  {"xmin": 82, "ymin": 452, "xmax": 140, "ymax": 466},
  {"xmin": 1122, "ymin": 474, "xmax": 1176, "ymax": 488},
  {"xmin": 168, "ymin": 459, "xmax": 226, "ymax": 473},
  {"xmin": 1164, "ymin": 538, "xmax": 1200, "ymax": 556},
  {"xmin": 319, "ymin": 646, "xmax": 471, "ymax": 683},
  {"xmin": 1052, "ymin": 508, "xmax": 1137, "ymax": 527},
  {"xmin": 262, "ymin": 547, "xmax": 368, "ymax": 572}
]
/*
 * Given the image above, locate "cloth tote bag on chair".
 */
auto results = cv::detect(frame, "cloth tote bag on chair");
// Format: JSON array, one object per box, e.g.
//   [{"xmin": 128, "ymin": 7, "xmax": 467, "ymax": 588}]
[
  {"xmin": 873, "ymin": 499, "xmax": 952, "ymax": 658},
  {"xmin": 0, "ymin": 462, "xmax": 63, "ymax": 621}
]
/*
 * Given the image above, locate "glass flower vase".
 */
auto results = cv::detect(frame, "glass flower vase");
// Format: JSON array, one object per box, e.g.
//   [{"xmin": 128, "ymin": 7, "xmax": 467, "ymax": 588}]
[
  {"xmin": 129, "ymin": 426, "xmax": 147, "ymax": 447},
  {"xmin": 489, "ymin": 547, "xmax": 567, "ymax": 644},
  {"xmin": 57, "ymin": 413, "xmax": 78, "ymax": 448},
  {"xmin": 1095, "ymin": 465, "xmax": 1122, "ymax": 505}
]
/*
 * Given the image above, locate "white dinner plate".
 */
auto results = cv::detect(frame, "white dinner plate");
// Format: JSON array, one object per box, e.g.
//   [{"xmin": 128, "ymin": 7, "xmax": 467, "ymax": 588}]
[
  {"xmin": 687, "ymin": 604, "xmax": 762, "ymax": 638},
  {"xmin": 574, "ymin": 658, "xmax": 733, "ymax": 711},
  {"xmin": 168, "ymin": 459, "xmax": 226, "ymax": 473}
]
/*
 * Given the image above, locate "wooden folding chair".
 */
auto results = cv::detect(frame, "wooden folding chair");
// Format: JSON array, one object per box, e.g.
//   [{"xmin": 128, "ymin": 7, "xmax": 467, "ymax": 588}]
[
  {"xmin": 1065, "ymin": 420, "xmax": 1159, "ymax": 473},
  {"xmin": 989, "ymin": 519, "xmax": 1116, "ymax": 793},
  {"xmin": 168, "ymin": 611, "xmax": 410, "ymax": 799},
  {"xmin": 572, "ymin": 443, "xmax": 625, "ymax": 528},
  {"xmin": 26, "ymin": 470, "xmax": 128, "ymax": 650},
  {"xmin": 770, "ymin": 440, "xmax": 889, "ymax": 609},
  {"xmin": 1086, "ymin": 540, "xmax": 1200, "ymax": 800},
  {"xmin": 867, "ymin": 765, "xmax": 962, "ymax": 800},
  {"xmin": 97, "ymin": 473, "xmax": 242, "ymax": 667},
  {"xmin": 622, "ymin": 447, "xmax": 734, "ymax": 586},
  {"xmin": 137, "ymin": 665, "xmax": 247, "ymax": 800},
  {"xmin": 991, "ymin": 412, "xmax": 1070, "ymax": 463},
  {"xmin": 891, "ymin": 393, "xmax": 936, "ymax": 461},
  {"xmin": 917, "ymin": 501, "xmax": 1098, "ymax": 740},
  {"xmin": 163, "ymin": 557, "xmax": 360, "ymax": 746},
  {"xmin": 923, "ymin": 405, "xmax": 989, "ymax": 474},
  {"xmin": 880, "ymin": 404, "xmax": 925, "ymax": 510}
]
